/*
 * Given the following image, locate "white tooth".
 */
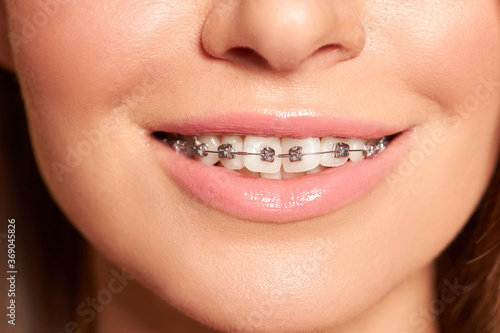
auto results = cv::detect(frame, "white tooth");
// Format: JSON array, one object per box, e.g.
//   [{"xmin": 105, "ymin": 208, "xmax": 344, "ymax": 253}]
[
  {"xmin": 345, "ymin": 138, "xmax": 366, "ymax": 162},
  {"xmin": 220, "ymin": 135, "xmax": 245, "ymax": 170},
  {"xmin": 281, "ymin": 138, "xmax": 321, "ymax": 173},
  {"xmin": 237, "ymin": 168, "xmax": 260, "ymax": 178},
  {"xmin": 260, "ymin": 171, "xmax": 282, "ymax": 179},
  {"xmin": 306, "ymin": 165, "xmax": 327, "ymax": 175},
  {"xmin": 243, "ymin": 136, "xmax": 282, "ymax": 173},
  {"xmin": 320, "ymin": 137, "xmax": 349, "ymax": 167},
  {"xmin": 282, "ymin": 170, "xmax": 306, "ymax": 179},
  {"xmin": 195, "ymin": 135, "xmax": 220, "ymax": 165}
]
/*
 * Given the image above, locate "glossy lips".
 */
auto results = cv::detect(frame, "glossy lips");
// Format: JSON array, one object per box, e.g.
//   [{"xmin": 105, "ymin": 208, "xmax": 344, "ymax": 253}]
[
  {"xmin": 151, "ymin": 113, "xmax": 413, "ymax": 223},
  {"xmin": 157, "ymin": 133, "xmax": 389, "ymax": 176}
]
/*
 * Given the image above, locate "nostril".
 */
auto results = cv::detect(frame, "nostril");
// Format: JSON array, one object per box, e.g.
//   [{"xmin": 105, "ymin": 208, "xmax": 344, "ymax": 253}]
[
  {"xmin": 313, "ymin": 44, "xmax": 342, "ymax": 56},
  {"xmin": 309, "ymin": 43, "xmax": 359, "ymax": 67},
  {"xmin": 224, "ymin": 47, "xmax": 270, "ymax": 69}
]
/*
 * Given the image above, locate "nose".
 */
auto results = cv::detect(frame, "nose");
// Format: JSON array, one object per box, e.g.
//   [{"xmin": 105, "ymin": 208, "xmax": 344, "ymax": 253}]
[{"xmin": 201, "ymin": 0, "xmax": 366, "ymax": 72}]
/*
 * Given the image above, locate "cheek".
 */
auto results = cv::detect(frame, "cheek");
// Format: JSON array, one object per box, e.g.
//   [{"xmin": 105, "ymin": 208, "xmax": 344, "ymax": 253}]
[
  {"xmin": 370, "ymin": 1, "xmax": 500, "ymax": 109},
  {"xmin": 6, "ymin": 1, "xmax": 203, "ymax": 183},
  {"xmin": 381, "ymin": 0, "xmax": 500, "ymax": 244},
  {"xmin": 9, "ymin": 1, "xmax": 201, "ymax": 127}
]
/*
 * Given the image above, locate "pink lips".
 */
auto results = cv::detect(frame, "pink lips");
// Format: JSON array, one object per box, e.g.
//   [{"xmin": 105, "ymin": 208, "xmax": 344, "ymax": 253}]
[
  {"xmin": 151, "ymin": 113, "xmax": 414, "ymax": 223},
  {"xmin": 161, "ymin": 112, "xmax": 404, "ymax": 139}
]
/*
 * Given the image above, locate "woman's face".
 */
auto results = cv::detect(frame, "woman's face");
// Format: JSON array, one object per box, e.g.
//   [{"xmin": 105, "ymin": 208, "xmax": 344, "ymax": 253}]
[{"xmin": 2, "ymin": 0, "xmax": 500, "ymax": 331}]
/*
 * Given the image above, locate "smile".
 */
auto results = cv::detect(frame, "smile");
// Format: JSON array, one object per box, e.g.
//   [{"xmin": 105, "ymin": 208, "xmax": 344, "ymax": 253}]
[
  {"xmin": 155, "ymin": 133, "xmax": 393, "ymax": 178},
  {"xmin": 150, "ymin": 112, "xmax": 414, "ymax": 222}
]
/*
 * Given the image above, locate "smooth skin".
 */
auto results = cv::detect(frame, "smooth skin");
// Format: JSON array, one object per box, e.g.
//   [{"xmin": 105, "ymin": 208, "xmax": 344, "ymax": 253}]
[{"xmin": 1, "ymin": 1, "xmax": 500, "ymax": 332}]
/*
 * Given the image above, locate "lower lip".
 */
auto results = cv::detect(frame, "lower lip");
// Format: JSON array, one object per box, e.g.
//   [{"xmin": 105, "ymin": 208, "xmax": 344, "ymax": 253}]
[{"xmin": 154, "ymin": 131, "xmax": 414, "ymax": 223}]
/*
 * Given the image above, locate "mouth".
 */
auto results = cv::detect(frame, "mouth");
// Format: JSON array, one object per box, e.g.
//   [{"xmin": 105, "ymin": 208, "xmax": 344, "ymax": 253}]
[
  {"xmin": 149, "ymin": 113, "xmax": 414, "ymax": 223},
  {"xmin": 153, "ymin": 132, "xmax": 393, "ymax": 178}
]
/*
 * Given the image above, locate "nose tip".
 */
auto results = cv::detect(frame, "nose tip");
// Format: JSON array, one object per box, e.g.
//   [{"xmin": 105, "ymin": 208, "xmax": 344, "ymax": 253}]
[{"xmin": 202, "ymin": 0, "xmax": 366, "ymax": 72}]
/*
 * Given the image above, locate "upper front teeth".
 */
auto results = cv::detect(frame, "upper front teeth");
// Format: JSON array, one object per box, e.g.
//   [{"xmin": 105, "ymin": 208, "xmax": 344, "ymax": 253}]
[
  {"xmin": 244, "ymin": 136, "xmax": 282, "ymax": 173},
  {"xmin": 281, "ymin": 138, "xmax": 320, "ymax": 173},
  {"xmin": 165, "ymin": 135, "xmax": 390, "ymax": 174}
]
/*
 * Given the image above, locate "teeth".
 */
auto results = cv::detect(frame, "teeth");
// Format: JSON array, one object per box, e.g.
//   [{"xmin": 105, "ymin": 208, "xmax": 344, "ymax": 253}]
[
  {"xmin": 260, "ymin": 171, "xmax": 282, "ymax": 179},
  {"xmin": 195, "ymin": 135, "xmax": 220, "ymax": 165},
  {"xmin": 345, "ymin": 138, "xmax": 366, "ymax": 163},
  {"xmin": 243, "ymin": 136, "xmax": 282, "ymax": 173},
  {"xmin": 236, "ymin": 168, "xmax": 260, "ymax": 178},
  {"xmin": 281, "ymin": 138, "xmax": 321, "ymax": 173},
  {"xmin": 364, "ymin": 139, "xmax": 379, "ymax": 158},
  {"xmin": 282, "ymin": 170, "xmax": 306, "ymax": 179},
  {"xmin": 306, "ymin": 165, "xmax": 327, "ymax": 175},
  {"xmin": 320, "ymin": 137, "xmax": 349, "ymax": 167},
  {"xmin": 163, "ymin": 132, "xmax": 392, "ymax": 177},
  {"xmin": 220, "ymin": 135, "xmax": 245, "ymax": 170}
]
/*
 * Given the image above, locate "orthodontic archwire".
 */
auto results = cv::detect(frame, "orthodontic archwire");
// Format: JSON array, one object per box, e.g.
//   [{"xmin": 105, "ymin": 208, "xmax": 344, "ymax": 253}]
[{"xmin": 162, "ymin": 136, "xmax": 390, "ymax": 163}]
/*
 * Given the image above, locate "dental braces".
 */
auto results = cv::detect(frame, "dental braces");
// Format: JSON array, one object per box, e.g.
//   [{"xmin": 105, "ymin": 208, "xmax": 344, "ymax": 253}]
[{"xmin": 164, "ymin": 136, "xmax": 390, "ymax": 163}]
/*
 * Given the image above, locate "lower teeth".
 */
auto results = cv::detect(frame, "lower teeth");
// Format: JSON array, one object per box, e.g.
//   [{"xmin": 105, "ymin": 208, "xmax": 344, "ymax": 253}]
[{"xmin": 154, "ymin": 132, "xmax": 394, "ymax": 177}]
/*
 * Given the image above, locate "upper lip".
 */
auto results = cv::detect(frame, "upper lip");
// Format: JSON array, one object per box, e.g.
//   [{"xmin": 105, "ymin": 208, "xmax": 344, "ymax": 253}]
[{"xmin": 149, "ymin": 110, "xmax": 408, "ymax": 139}]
